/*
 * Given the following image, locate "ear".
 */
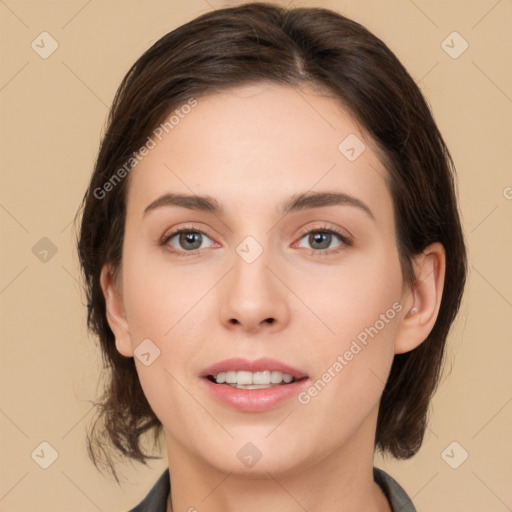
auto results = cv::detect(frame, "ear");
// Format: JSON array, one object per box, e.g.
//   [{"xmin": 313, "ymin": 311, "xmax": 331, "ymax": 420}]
[
  {"xmin": 394, "ymin": 242, "xmax": 446, "ymax": 354},
  {"xmin": 99, "ymin": 263, "xmax": 134, "ymax": 357}
]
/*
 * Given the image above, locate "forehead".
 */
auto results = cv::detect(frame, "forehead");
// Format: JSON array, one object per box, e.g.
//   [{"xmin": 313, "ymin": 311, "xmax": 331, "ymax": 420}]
[{"xmin": 125, "ymin": 82, "xmax": 392, "ymax": 221}]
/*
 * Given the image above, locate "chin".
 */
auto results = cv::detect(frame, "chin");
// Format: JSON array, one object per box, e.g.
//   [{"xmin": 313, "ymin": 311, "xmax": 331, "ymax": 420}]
[{"xmin": 193, "ymin": 436, "xmax": 319, "ymax": 478}]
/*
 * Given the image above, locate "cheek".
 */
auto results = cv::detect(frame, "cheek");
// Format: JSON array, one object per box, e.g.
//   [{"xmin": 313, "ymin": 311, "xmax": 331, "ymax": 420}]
[
  {"xmin": 294, "ymin": 243, "xmax": 402, "ymax": 403},
  {"xmin": 293, "ymin": 242, "xmax": 403, "ymax": 347},
  {"xmin": 121, "ymin": 241, "xmax": 202, "ymax": 340},
  {"xmin": 293, "ymin": 279, "xmax": 401, "ymax": 447},
  {"xmin": 119, "ymin": 244, "xmax": 205, "ymax": 421},
  {"xmin": 120, "ymin": 240, "xmax": 219, "ymax": 393}
]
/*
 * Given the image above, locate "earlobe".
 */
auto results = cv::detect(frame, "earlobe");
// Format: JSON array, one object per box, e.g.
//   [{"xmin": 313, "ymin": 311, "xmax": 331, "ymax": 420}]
[
  {"xmin": 395, "ymin": 242, "xmax": 446, "ymax": 354},
  {"xmin": 99, "ymin": 264, "xmax": 134, "ymax": 358}
]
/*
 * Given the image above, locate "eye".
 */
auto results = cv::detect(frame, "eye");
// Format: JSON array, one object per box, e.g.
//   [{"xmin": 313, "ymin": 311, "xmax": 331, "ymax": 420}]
[
  {"xmin": 163, "ymin": 229, "xmax": 216, "ymax": 253},
  {"xmin": 295, "ymin": 227, "xmax": 351, "ymax": 253}
]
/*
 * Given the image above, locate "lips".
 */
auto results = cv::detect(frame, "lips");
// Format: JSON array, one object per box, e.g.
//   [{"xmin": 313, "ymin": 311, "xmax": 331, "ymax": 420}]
[{"xmin": 199, "ymin": 357, "xmax": 309, "ymax": 412}]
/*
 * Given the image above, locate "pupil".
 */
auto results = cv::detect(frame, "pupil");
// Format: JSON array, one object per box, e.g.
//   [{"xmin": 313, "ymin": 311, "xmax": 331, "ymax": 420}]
[
  {"xmin": 180, "ymin": 232, "xmax": 201, "ymax": 250},
  {"xmin": 310, "ymin": 232, "xmax": 331, "ymax": 249}
]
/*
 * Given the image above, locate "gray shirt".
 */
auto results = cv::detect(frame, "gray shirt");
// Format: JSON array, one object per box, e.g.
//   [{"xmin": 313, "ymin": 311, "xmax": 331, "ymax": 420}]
[{"xmin": 129, "ymin": 467, "xmax": 416, "ymax": 512}]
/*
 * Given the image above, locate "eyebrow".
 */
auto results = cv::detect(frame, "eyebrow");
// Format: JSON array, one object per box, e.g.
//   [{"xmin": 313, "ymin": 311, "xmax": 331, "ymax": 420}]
[
  {"xmin": 282, "ymin": 191, "xmax": 375, "ymax": 220},
  {"xmin": 143, "ymin": 191, "xmax": 375, "ymax": 220},
  {"xmin": 144, "ymin": 193, "xmax": 222, "ymax": 216}
]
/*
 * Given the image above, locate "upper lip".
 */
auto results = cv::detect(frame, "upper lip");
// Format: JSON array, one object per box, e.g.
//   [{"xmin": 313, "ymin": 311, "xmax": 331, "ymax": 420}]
[{"xmin": 200, "ymin": 357, "xmax": 308, "ymax": 380}]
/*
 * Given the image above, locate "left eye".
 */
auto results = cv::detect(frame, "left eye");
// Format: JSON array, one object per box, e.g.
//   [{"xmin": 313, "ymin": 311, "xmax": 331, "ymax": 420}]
[
  {"xmin": 296, "ymin": 230, "xmax": 346, "ymax": 251},
  {"xmin": 166, "ymin": 230, "xmax": 215, "ymax": 251}
]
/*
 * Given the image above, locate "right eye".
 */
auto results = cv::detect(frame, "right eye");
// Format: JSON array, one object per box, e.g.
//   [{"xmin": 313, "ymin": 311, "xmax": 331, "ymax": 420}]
[{"xmin": 162, "ymin": 229, "xmax": 217, "ymax": 254}]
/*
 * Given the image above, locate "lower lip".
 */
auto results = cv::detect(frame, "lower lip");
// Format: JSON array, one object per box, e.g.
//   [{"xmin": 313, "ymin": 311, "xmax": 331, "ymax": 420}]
[{"xmin": 201, "ymin": 378, "xmax": 309, "ymax": 412}]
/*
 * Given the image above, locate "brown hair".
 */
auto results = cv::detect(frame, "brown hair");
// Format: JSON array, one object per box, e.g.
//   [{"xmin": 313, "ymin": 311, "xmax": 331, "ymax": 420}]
[{"xmin": 76, "ymin": 2, "xmax": 467, "ymax": 480}]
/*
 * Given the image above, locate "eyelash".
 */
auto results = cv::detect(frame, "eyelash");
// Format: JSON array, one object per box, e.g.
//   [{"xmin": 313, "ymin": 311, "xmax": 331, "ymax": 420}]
[
  {"xmin": 159, "ymin": 225, "xmax": 209, "ymax": 257},
  {"xmin": 159, "ymin": 224, "xmax": 352, "ymax": 257},
  {"xmin": 296, "ymin": 225, "xmax": 352, "ymax": 255}
]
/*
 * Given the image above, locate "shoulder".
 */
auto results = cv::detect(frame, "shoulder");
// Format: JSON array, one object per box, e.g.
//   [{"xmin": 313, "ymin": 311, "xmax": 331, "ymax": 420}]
[
  {"xmin": 373, "ymin": 467, "xmax": 417, "ymax": 512},
  {"xmin": 128, "ymin": 468, "xmax": 170, "ymax": 512}
]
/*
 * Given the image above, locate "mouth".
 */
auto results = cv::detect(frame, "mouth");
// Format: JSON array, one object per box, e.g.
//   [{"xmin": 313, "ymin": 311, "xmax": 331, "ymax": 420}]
[{"xmin": 199, "ymin": 357, "xmax": 309, "ymax": 411}]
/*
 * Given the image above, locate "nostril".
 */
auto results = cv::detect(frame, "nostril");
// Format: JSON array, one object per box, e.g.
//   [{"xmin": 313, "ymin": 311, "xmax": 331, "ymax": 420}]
[{"xmin": 228, "ymin": 318, "xmax": 275, "ymax": 326}]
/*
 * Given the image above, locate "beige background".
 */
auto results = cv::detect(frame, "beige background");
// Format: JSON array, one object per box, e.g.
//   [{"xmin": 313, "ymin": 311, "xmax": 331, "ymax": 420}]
[{"xmin": 1, "ymin": 0, "xmax": 511, "ymax": 510}]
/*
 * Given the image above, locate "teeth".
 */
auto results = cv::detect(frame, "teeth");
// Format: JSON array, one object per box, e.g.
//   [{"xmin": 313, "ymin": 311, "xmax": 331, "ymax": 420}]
[
  {"xmin": 213, "ymin": 370, "xmax": 295, "ymax": 386},
  {"xmin": 270, "ymin": 371, "xmax": 282, "ymax": 383},
  {"xmin": 253, "ymin": 371, "xmax": 271, "ymax": 384},
  {"xmin": 225, "ymin": 371, "xmax": 237, "ymax": 384},
  {"xmin": 236, "ymin": 371, "xmax": 253, "ymax": 385},
  {"xmin": 282, "ymin": 373, "xmax": 293, "ymax": 383}
]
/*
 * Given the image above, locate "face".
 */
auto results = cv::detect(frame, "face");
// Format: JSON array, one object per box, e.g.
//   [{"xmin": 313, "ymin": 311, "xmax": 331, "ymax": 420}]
[{"xmin": 104, "ymin": 82, "xmax": 414, "ymax": 477}]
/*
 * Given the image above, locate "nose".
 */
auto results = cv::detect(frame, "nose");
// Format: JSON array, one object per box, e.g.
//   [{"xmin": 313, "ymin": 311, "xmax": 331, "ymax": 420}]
[{"xmin": 219, "ymin": 247, "xmax": 291, "ymax": 334}]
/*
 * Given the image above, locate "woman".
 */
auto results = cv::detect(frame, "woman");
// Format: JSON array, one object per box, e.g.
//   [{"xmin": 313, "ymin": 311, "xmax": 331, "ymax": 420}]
[{"xmin": 77, "ymin": 3, "xmax": 467, "ymax": 511}]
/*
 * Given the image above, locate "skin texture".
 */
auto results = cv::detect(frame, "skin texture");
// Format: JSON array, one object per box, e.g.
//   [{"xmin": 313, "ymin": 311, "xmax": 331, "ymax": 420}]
[{"xmin": 100, "ymin": 83, "xmax": 445, "ymax": 512}]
